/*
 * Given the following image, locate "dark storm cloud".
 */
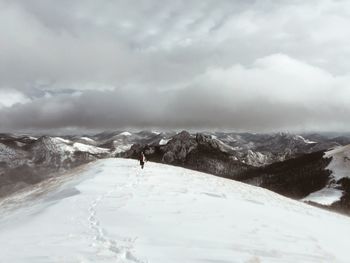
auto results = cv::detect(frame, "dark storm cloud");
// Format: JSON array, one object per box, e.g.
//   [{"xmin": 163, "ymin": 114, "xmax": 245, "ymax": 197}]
[{"xmin": 1, "ymin": 0, "xmax": 350, "ymax": 132}]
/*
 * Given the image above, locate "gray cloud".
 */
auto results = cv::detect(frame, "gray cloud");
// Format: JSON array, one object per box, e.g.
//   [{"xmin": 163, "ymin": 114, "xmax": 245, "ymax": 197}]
[{"xmin": 1, "ymin": 0, "xmax": 350, "ymax": 132}]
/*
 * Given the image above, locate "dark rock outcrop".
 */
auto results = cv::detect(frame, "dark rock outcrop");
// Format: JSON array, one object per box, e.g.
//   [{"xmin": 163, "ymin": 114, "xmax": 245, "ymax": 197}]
[{"xmin": 123, "ymin": 131, "xmax": 251, "ymax": 179}]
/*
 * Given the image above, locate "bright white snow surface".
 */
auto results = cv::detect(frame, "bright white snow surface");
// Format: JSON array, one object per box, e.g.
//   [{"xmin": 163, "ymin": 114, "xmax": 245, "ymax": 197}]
[
  {"xmin": 80, "ymin": 137, "xmax": 95, "ymax": 143},
  {"xmin": 296, "ymin": 135, "xmax": 317, "ymax": 144},
  {"xmin": 159, "ymin": 138, "xmax": 170, "ymax": 145},
  {"xmin": 119, "ymin": 131, "xmax": 132, "ymax": 136},
  {"xmin": 1, "ymin": 159, "xmax": 350, "ymax": 263},
  {"xmin": 73, "ymin": 142, "xmax": 110, "ymax": 154},
  {"xmin": 302, "ymin": 188, "xmax": 344, "ymax": 206}
]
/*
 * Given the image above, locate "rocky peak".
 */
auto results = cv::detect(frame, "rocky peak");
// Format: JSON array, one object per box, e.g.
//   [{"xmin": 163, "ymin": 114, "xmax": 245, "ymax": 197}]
[
  {"xmin": 196, "ymin": 133, "xmax": 226, "ymax": 151},
  {"xmin": 195, "ymin": 133, "xmax": 211, "ymax": 144},
  {"xmin": 172, "ymin": 130, "xmax": 192, "ymax": 141},
  {"xmin": 161, "ymin": 131, "xmax": 197, "ymax": 163}
]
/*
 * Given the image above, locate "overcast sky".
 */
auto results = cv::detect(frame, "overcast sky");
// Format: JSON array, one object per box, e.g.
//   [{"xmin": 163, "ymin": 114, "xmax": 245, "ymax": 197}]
[{"xmin": 1, "ymin": 0, "xmax": 350, "ymax": 133}]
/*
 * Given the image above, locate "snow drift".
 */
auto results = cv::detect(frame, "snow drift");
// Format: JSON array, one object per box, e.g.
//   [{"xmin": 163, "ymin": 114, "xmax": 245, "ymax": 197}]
[{"xmin": 0, "ymin": 158, "xmax": 350, "ymax": 262}]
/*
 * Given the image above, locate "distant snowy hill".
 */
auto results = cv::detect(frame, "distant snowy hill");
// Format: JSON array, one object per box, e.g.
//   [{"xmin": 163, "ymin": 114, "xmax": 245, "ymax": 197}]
[
  {"xmin": 93, "ymin": 130, "xmax": 175, "ymax": 155},
  {"xmin": 303, "ymin": 145, "xmax": 350, "ymax": 208},
  {"xmin": 0, "ymin": 159, "xmax": 349, "ymax": 262},
  {"xmin": 0, "ymin": 134, "xmax": 111, "ymax": 197},
  {"xmin": 211, "ymin": 132, "xmax": 345, "ymax": 166},
  {"xmin": 239, "ymin": 145, "xmax": 350, "ymax": 214}
]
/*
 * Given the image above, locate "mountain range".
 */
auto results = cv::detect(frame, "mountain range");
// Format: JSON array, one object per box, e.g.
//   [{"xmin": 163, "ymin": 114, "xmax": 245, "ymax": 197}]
[{"xmin": 1, "ymin": 130, "xmax": 349, "ymax": 214}]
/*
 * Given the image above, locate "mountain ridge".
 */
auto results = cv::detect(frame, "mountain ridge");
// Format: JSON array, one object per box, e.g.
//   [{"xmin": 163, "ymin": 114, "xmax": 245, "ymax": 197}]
[{"xmin": 1, "ymin": 130, "xmax": 350, "ymax": 214}]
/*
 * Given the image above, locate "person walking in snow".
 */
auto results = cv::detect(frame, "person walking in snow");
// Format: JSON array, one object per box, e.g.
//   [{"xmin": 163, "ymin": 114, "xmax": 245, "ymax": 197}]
[{"xmin": 139, "ymin": 151, "xmax": 146, "ymax": 169}]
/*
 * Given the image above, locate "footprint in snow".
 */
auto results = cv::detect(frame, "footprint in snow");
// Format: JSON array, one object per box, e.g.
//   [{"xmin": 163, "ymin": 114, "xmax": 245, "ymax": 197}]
[{"xmin": 201, "ymin": 192, "xmax": 227, "ymax": 199}]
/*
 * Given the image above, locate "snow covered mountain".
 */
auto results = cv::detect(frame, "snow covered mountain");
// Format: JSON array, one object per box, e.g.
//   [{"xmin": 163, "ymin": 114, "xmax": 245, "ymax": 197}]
[
  {"xmin": 239, "ymin": 146, "xmax": 350, "ymax": 214},
  {"xmin": 212, "ymin": 132, "xmax": 344, "ymax": 166},
  {"xmin": 124, "ymin": 131, "xmax": 252, "ymax": 179},
  {"xmin": 120, "ymin": 131, "xmax": 350, "ymax": 214},
  {"xmin": 0, "ymin": 130, "xmax": 176, "ymax": 197},
  {"xmin": 1, "ymin": 130, "xmax": 350, "ymax": 213},
  {"xmin": 0, "ymin": 134, "xmax": 111, "ymax": 197},
  {"xmin": 303, "ymin": 145, "xmax": 350, "ymax": 210},
  {"xmin": 30, "ymin": 136, "xmax": 110, "ymax": 168},
  {"xmin": 94, "ymin": 130, "xmax": 176, "ymax": 155},
  {"xmin": 122, "ymin": 131, "xmax": 346, "ymax": 167},
  {"xmin": 122, "ymin": 131, "xmax": 347, "ymax": 182},
  {"xmin": 0, "ymin": 158, "xmax": 349, "ymax": 262}
]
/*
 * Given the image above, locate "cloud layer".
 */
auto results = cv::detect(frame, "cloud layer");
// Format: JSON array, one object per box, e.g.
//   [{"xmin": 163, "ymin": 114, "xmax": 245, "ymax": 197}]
[{"xmin": 1, "ymin": 0, "xmax": 350, "ymax": 132}]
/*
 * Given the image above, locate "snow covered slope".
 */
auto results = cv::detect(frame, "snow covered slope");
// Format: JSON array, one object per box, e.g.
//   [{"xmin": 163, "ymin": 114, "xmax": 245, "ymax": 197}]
[
  {"xmin": 324, "ymin": 144, "xmax": 350, "ymax": 181},
  {"xmin": 1, "ymin": 159, "xmax": 350, "ymax": 263},
  {"xmin": 303, "ymin": 145, "xmax": 350, "ymax": 205}
]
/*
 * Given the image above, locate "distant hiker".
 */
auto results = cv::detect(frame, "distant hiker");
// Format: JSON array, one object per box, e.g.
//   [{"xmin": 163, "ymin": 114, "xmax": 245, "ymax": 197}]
[{"xmin": 139, "ymin": 152, "xmax": 146, "ymax": 169}]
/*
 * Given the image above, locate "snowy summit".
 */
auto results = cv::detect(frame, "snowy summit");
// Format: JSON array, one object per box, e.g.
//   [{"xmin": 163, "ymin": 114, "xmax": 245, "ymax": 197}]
[{"xmin": 0, "ymin": 159, "xmax": 350, "ymax": 262}]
